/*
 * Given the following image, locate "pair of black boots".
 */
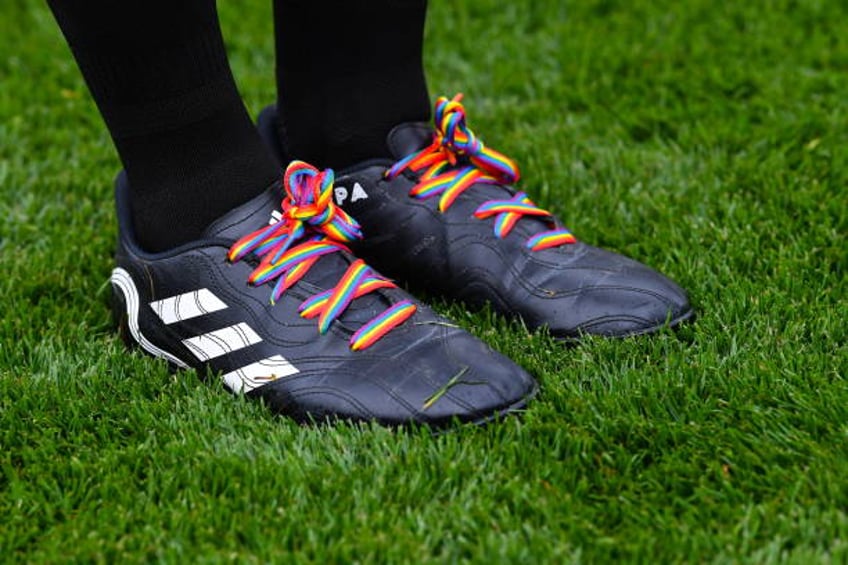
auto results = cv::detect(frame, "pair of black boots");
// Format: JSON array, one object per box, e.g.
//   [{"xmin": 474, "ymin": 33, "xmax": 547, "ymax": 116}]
[{"xmin": 111, "ymin": 94, "xmax": 693, "ymax": 427}]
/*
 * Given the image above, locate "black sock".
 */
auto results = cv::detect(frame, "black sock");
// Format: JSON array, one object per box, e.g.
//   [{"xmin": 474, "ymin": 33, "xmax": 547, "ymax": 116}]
[
  {"xmin": 273, "ymin": 0, "xmax": 431, "ymax": 170},
  {"xmin": 48, "ymin": 0, "xmax": 280, "ymax": 252}
]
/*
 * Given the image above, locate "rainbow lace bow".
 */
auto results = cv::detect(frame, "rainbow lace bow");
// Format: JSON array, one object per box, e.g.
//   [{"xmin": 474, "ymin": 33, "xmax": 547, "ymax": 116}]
[{"xmin": 386, "ymin": 95, "xmax": 577, "ymax": 251}]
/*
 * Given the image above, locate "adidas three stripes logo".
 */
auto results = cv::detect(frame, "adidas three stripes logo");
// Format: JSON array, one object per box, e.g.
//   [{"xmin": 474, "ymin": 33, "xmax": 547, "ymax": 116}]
[{"xmin": 112, "ymin": 268, "xmax": 299, "ymax": 394}]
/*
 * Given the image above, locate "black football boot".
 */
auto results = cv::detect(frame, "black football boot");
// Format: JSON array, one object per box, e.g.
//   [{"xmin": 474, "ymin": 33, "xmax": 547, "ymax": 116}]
[
  {"xmin": 110, "ymin": 160, "xmax": 537, "ymax": 426},
  {"xmin": 257, "ymin": 96, "xmax": 693, "ymax": 339}
]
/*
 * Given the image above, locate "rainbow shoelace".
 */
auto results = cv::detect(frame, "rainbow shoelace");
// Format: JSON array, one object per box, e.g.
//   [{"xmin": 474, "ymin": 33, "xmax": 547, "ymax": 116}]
[
  {"xmin": 386, "ymin": 95, "xmax": 577, "ymax": 251},
  {"xmin": 228, "ymin": 161, "xmax": 416, "ymax": 351}
]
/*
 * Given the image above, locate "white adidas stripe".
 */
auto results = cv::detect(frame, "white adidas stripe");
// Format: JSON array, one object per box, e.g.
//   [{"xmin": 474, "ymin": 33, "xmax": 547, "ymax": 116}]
[
  {"xmin": 222, "ymin": 355, "xmax": 299, "ymax": 393},
  {"xmin": 182, "ymin": 322, "xmax": 262, "ymax": 361},
  {"xmin": 150, "ymin": 288, "xmax": 228, "ymax": 325}
]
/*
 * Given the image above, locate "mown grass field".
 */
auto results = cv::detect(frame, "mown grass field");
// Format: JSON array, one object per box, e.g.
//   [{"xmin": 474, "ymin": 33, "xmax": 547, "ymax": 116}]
[{"xmin": 1, "ymin": 0, "xmax": 846, "ymax": 562}]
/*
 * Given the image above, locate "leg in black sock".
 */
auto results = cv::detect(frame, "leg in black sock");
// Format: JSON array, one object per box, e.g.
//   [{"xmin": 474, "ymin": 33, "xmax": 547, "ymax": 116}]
[
  {"xmin": 48, "ymin": 0, "xmax": 280, "ymax": 252},
  {"xmin": 273, "ymin": 0, "xmax": 431, "ymax": 170}
]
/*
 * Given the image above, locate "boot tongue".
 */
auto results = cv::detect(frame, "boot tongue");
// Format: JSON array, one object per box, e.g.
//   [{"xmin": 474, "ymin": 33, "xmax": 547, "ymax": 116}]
[
  {"xmin": 384, "ymin": 122, "xmax": 564, "ymax": 240},
  {"xmin": 202, "ymin": 182, "xmax": 282, "ymax": 242},
  {"xmin": 386, "ymin": 122, "xmax": 432, "ymax": 160},
  {"xmin": 203, "ymin": 181, "xmax": 393, "ymax": 329}
]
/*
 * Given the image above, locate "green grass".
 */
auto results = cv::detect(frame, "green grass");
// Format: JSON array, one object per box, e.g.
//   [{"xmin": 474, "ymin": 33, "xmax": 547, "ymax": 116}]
[{"xmin": 1, "ymin": 0, "xmax": 847, "ymax": 561}]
